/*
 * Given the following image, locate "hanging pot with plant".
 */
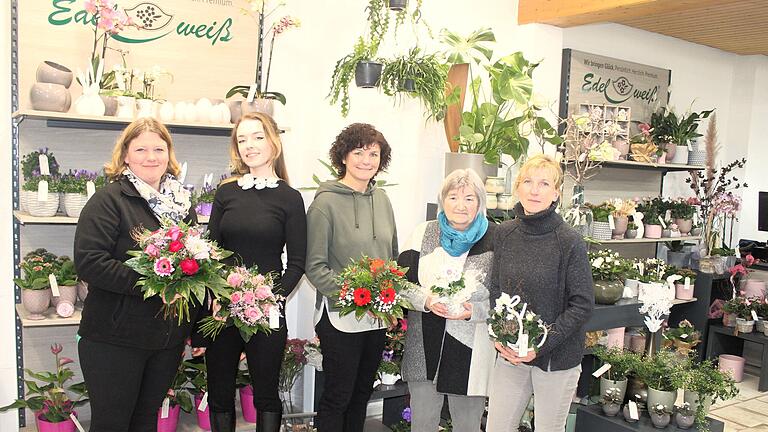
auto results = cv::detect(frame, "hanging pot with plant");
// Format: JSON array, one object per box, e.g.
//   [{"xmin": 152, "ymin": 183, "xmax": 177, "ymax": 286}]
[
  {"xmin": 388, "ymin": 0, "xmax": 407, "ymax": 10},
  {"xmin": 379, "ymin": 47, "xmax": 450, "ymax": 120},
  {"xmin": 355, "ymin": 61, "xmax": 384, "ymax": 88},
  {"xmin": 329, "ymin": 37, "xmax": 383, "ymax": 116}
]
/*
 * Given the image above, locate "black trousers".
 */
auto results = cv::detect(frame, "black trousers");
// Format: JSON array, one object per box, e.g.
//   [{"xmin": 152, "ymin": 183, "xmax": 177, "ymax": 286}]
[
  {"xmin": 315, "ymin": 312, "xmax": 386, "ymax": 432},
  {"xmin": 78, "ymin": 337, "xmax": 184, "ymax": 432},
  {"xmin": 205, "ymin": 321, "xmax": 288, "ymax": 414}
]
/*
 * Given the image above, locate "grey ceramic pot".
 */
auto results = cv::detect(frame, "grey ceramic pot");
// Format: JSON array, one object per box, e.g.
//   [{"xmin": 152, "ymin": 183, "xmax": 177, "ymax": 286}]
[
  {"xmin": 30, "ymin": 83, "xmax": 71, "ymax": 112},
  {"xmin": 36, "ymin": 61, "xmax": 73, "ymax": 88},
  {"xmin": 650, "ymin": 412, "xmax": 671, "ymax": 428},
  {"xmin": 675, "ymin": 413, "xmax": 694, "ymax": 429},
  {"xmin": 101, "ymin": 95, "xmax": 118, "ymax": 116},
  {"xmin": 602, "ymin": 403, "xmax": 621, "ymax": 417}
]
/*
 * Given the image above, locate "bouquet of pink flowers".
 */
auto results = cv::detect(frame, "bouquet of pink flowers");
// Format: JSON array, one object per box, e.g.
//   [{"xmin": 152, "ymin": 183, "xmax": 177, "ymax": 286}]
[
  {"xmin": 198, "ymin": 266, "xmax": 283, "ymax": 342},
  {"xmin": 125, "ymin": 221, "xmax": 232, "ymax": 324}
]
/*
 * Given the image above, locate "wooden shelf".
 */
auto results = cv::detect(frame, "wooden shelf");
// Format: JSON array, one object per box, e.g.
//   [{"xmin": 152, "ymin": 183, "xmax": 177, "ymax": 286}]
[
  {"xmin": 564, "ymin": 158, "xmax": 705, "ymax": 172},
  {"xmin": 595, "ymin": 235, "xmax": 701, "ymax": 244},
  {"xmin": 15, "ymin": 304, "xmax": 82, "ymax": 327},
  {"xmin": 14, "ymin": 211, "xmax": 209, "ymax": 225}
]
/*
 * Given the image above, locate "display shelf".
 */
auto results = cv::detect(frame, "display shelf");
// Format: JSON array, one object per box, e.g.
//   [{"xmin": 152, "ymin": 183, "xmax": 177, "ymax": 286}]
[
  {"xmin": 14, "ymin": 211, "xmax": 209, "ymax": 225},
  {"xmin": 585, "ymin": 297, "xmax": 696, "ymax": 332},
  {"xmin": 596, "ymin": 235, "xmax": 702, "ymax": 244},
  {"xmin": 15, "ymin": 304, "xmax": 82, "ymax": 327},
  {"xmin": 564, "ymin": 158, "xmax": 705, "ymax": 172}
]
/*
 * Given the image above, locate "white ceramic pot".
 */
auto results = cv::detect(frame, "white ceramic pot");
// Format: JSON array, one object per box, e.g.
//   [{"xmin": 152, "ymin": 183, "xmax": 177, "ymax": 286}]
[
  {"xmin": 74, "ymin": 93, "xmax": 106, "ymax": 116},
  {"xmin": 27, "ymin": 192, "xmax": 60, "ymax": 217},
  {"xmin": 116, "ymin": 96, "xmax": 136, "ymax": 119},
  {"xmin": 136, "ymin": 99, "xmax": 156, "ymax": 118},
  {"xmin": 63, "ymin": 193, "xmax": 89, "ymax": 218},
  {"xmin": 158, "ymin": 101, "xmax": 175, "ymax": 122},
  {"xmin": 379, "ymin": 373, "xmax": 399, "ymax": 385}
]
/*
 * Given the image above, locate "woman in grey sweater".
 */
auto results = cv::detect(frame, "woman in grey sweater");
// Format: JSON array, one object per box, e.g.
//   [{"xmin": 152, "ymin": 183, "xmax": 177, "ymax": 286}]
[{"xmin": 486, "ymin": 155, "xmax": 594, "ymax": 432}]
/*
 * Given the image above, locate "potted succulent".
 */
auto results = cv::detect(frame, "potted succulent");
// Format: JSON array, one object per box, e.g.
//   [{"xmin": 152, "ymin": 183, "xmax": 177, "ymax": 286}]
[
  {"xmin": 0, "ymin": 343, "xmax": 88, "ymax": 431},
  {"xmin": 649, "ymin": 402, "xmax": 672, "ymax": 428},
  {"xmin": 606, "ymin": 198, "xmax": 636, "ymax": 239},
  {"xmin": 674, "ymin": 402, "xmax": 696, "ymax": 429},
  {"xmin": 51, "ymin": 256, "xmax": 79, "ymax": 318},
  {"xmin": 183, "ymin": 360, "xmax": 210, "ymax": 431},
  {"xmin": 662, "ymin": 319, "xmax": 701, "ymax": 357},
  {"xmin": 593, "ymin": 346, "xmax": 640, "ymax": 401},
  {"xmin": 588, "ymin": 249, "xmax": 625, "ymax": 305},
  {"xmin": 684, "ymin": 359, "xmax": 739, "ymax": 432},
  {"xmin": 158, "ymin": 362, "xmax": 193, "ymax": 432},
  {"xmin": 586, "ymin": 202, "xmax": 615, "ymax": 240},
  {"xmin": 650, "ymin": 106, "xmax": 713, "ymax": 164},
  {"xmin": 674, "ymin": 269, "xmax": 697, "ymax": 300},
  {"xmin": 601, "ymin": 387, "xmax": 623, "ymax": 416},
  {"xmin": 328, "ymin": 36, "xmax": 383, "ymax": 116},
  {"xmin": 58, "ymin": 169, "xmax": 104, "ymax": 218},
  {"xmin": 377, "ymin": 349, "xmax": 401, "ymax": 385},
  {"xmin": 14, "ymin": 248, "xmax": 59, "ymax": 319},
  {"xmin": 379, "ymin": 47, "xmax": 450, "ymax": 121}
]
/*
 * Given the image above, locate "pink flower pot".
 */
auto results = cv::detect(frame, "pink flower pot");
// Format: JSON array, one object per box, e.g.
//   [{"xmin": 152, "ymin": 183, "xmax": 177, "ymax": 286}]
[
  {"xmin": 606, "ymin": 327, "xmax": 625, "ymax": 349},
  {"xmin": 157, "ymin": 404, "xmax": 181, "ymax": 432},
  {"xmin": 37, "ymin": 413, "xmax": 77, "ymax": 432},
  {"xmin": 629, "ymin": 334, "xmax": 646, "ymax": 353},
  {"xmin": 612, "ymin": 216, "xmax": 628, "ymax": 239},
  {"xmin": 675, "ymin": 283, "xmax": 694, "ymax": 300},
  {"xmin": 195, "ymin": 394, "xmax": 211, "ymax": 430},
  {"xmin": 675, "ymin": 218, "xmax": 693, "ymax": 235},
  {"xmin": 718, "ymin": 354, "xmax": 746, "ymax": 382},
  {"xmin": 644, "ymin": 224, "xmax": 662, "ymax": 239},
  {"xmin": 239, "ymin": 385, "xmax": 257, "ymax": 423},
  {"xmin": 741, "ymin": 279, "xmax": 766, "ymax": 300}
]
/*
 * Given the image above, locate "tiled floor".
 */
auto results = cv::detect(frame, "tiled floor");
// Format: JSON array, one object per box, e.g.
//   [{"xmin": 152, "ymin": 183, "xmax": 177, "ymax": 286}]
[{"xmin": 709, "ymin": 374, "xmax": 768, "ymax": 431}]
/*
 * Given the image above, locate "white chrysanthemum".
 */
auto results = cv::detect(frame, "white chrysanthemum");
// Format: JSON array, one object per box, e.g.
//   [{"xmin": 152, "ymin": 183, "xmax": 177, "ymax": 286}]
[{"xmin": 184, "ymin": 236, "xmax": 210, "ymax": 260}]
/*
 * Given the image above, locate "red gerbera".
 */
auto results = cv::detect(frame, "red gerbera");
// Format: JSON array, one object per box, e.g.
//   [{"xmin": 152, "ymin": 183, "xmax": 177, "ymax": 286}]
[
  {"xmin": 379, "ymin": 288, "xmax": 396, "ymax": 304},
  {"xmin": 353, "ymin": 288, "xmax": 371, "ymax": 306}
]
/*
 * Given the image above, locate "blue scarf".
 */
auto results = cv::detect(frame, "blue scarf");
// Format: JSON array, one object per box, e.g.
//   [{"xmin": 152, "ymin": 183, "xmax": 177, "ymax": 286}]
[{"xmin": 438, "ymin": 211, "xmax": 489, "ymax": 257}]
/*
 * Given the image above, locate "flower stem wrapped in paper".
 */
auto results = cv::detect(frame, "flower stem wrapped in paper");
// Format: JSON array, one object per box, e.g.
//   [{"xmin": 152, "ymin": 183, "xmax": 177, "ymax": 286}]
[
  {"xmin": 430, "ymin": 268, "xmax": 481, "ymax": 316},
  {"xmin": 334, "ymin": 255, "xmax": 411, "ymax": 322},
  {"xmin": 198, "ymin": 266, "xmax": 283, "ymax": 342},
  {"xmin": 125, "ymin": 220, "xmax": 232, "ymax": 324},
  {"xmin": 487, "ymin": 293, "xmax": 549, "ymax": 357}
]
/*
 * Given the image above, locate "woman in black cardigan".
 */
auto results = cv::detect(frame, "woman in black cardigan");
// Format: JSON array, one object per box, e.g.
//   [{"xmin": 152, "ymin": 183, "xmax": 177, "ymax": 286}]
[
  {"xmin": 203, "ymin": 112, "xmax": 307, "ymax": 432},
  {"xmin": 74, "ymin": 118, "xmax": 202, "ymax": 432}
]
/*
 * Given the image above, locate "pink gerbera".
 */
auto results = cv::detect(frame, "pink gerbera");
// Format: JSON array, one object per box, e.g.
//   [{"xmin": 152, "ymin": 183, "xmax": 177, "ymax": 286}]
[{"xmin": 154, "ymin": 257, "xmax": 174, "ymax": 277}]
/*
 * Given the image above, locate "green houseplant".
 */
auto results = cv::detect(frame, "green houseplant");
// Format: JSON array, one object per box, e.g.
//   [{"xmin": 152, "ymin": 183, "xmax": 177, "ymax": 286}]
[
  {"xmin": 593, "ymin": 346, "xmax": 641, "ymax": 401},
  {"xmin": 651, "ymin": 107, "xmax": 714, "ymax": 149},
  {"xmin": 684, "ymin": 359, "xmax": 738, "ymax": 432},
  {"xmin": 328, "ymin": 37, "xmax": 383, "ymax": 116},
  {"xmin": 379, "ymin": 47, "xmax": 450, "ymax": 120}
]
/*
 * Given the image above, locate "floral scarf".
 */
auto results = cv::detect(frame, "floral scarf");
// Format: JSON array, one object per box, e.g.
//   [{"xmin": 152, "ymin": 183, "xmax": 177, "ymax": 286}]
[{"xmin": 123, "ymin": 168, "xmax": 191, "ymax": 223}]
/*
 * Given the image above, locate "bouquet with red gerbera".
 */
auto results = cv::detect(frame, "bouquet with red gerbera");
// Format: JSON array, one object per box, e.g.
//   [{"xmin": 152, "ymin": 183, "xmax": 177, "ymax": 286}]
[
  {"xmin": 125, "ymin": 220, "xmax": 232, "ymax": 324},
  {"xmin": 334, "ymin": 255, "xmax": 411, "ymax": 321}
]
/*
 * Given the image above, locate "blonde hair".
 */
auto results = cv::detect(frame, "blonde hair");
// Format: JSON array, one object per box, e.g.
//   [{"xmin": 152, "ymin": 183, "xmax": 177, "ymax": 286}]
[
  {"xmin": 513, "ymin": 154, "xmax": 564, "ymax": 193},
  {"xmin": 228, "ymin": 112, "xmax": 289, "ymax": 184},
  {"xmin": 104, "ymin": 118, "xmax": 180, "ymax": 180},
  {"xmin": 438, "ymin": 168, "xmax": 487, "ymax": 215}
]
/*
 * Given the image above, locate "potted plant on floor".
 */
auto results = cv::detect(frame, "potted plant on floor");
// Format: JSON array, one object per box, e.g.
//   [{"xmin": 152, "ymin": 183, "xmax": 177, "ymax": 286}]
[
  {"xmin": 635, "ymin": 350, "xmax": 684, "ymax": 411},
  {"xmin": 601, "ymin": 387, "xmax": 623, "ymax": 416},
  {"xmin": 683, "ymin": 359, "xmax": 738, "ymax": 432},
  {"xmin": 158, "ymin": 362, "xmax": 193, "ymax": 432},
  {"xmin": 674, "ymin": 402, "xmax": 696, "ymax": 429},
  {"xmin": 379, "ymin": 47, "xmax": 450, "ymax": 120},
  {"xmin": 0, "ymin": 343, "xmax": 88, "ymax": 431},
  {"xmin": 14, "ymin": 248, "xmax": 59, "ymax": 319},
  {"xmin": 183, "ymin": 360, "xmax": 210, "ymax": 431},
  {"xmin": 649, "ymin": 402, "xmax": 672, "ymax": 428}
]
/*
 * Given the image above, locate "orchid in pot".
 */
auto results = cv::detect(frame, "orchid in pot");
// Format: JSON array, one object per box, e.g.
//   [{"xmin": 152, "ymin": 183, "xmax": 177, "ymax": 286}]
[{"xmin": 0, "ymin": 343, "xmax": 88, "ymax": 429}]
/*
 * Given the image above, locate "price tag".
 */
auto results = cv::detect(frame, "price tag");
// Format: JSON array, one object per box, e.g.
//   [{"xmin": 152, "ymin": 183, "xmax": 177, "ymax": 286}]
[
  {"xmin": 246, "ymin": 83, "xmax": 258, "ymax": 103},
  {"xmin": 629, "ymin": 400, "xmax": 639, "ymax": 420},
  {"xmin": 665, "ymin": 209, "xmax": 672, "ymax": 221},
  {"xmin": 638, "ymin": 262, "xmax": 645, "ymax": 276},
  {"xmin": 49, "ymin": 274, "xmax": 60, "ymax": 297},
  {"xmin": 86, "ymin": 181, "xmax": 96, "ymax": 198},
  {"xmin": 70, "ymin": 414, "xmax": 85, "ymax": 432},
  {"xmin": 693, "ymin": 213, "xmax": 699, "ymax": 225},
  {"xmin": 658, "ymin": 216, "xmax": 667, "ymax": 228},
  {"xmin": 161, "ymin": 397, "xmax": 170, "ymax": 418},
  {"xmin": 39, "ymin": 154, "xmax": 50, "ymax": 176},
  {"xmin": 517, "ymin": 333, "xmax": 529, "ymax": 357},
  {"xmin": 608, "ymin": 214, "xmax": 615, "ymax": 230},
  {"xmin": 685, "ymin": 277, "xmax": 691, "ymax": 290},
  {"xmin": 198, "ymin": 392, "xmax": 209, "ymax": 411},
  {"xmin": 179, "ymin": 162, "xmax": 188, "ymax": 184},
  {"xmin": 752, "ymin": 310, "xmax": 759, "ymax": 321},
  {"xmin": 592, "ymin": 363, "xmax": 612, "ymax": 378},
  {"xmin": 38, "ymin": 179, "xmax": 49, "ymax": 201},
  {"xmin": 269, "ymin": 307, "xmax": 280, "ymax": 329}
]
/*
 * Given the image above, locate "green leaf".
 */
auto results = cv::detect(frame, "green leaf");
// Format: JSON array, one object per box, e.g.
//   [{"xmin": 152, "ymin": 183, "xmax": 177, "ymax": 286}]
[{"xmin": 226, "ymin": 85, "xmax": 250, "ymax": 99}]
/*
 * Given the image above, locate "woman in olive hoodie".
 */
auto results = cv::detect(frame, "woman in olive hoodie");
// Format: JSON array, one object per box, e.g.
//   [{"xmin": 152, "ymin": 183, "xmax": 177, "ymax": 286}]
[{"xmin": 306, "ymin": 123, "xmax": 398, "ymax": 432}]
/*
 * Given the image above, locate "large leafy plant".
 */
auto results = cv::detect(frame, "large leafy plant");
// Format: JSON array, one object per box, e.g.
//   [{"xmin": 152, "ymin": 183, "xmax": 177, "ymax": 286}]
[
  {"xmin": 650, "ymin": 107, "xmax": 713, "ymax": 147},
  {"xmin": 379, "ymin": 47, "xmax": 450, "ymax": 120}
]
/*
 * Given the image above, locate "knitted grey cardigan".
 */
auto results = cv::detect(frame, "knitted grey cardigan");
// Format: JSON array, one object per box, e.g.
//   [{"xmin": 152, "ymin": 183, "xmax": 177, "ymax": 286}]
[{"xmin": 489, "ymin": 202, "xmax": 594, "ymax": 371}]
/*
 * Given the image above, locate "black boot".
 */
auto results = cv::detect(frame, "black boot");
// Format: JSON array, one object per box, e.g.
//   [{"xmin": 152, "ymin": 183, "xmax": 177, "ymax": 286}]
[
  {"xmin": 256, "ymin": 411, "xmax": 282, "ymax": 432},
  {"xmin": 210, "ymin": 410, "xmax": 236, "ymax": 432}
]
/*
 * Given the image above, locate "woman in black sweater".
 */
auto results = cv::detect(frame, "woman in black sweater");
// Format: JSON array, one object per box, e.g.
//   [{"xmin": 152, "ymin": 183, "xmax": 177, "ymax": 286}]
[
  {"xmin": 74, "ymin": 118, "xmax": 201, "ymax": 431},
  {"xmin": 203, "ymin": 112, "xmax": 307, "ymax": 432}
]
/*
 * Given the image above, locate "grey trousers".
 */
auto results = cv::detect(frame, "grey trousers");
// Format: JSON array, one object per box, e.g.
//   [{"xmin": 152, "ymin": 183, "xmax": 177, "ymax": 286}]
[
  {"xmin": 485, "ymin": 358, "xmax": 581, "ymax": 432},
  {"xmin": 408, "ymin": 380, "xmax": 486, "ymax": 432}
]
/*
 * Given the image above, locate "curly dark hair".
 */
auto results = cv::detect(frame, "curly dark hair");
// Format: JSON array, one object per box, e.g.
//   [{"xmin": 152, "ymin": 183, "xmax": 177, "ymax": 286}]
[{"xmin": 329, "ymin": 123, "xmax": 391, "ymax": 179}]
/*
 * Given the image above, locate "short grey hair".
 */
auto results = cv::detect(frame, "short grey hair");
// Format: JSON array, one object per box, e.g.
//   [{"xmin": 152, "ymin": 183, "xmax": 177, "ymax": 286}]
[{"xmin": 438, "ymin": 168, "xmax": 487, "ymax": 216}]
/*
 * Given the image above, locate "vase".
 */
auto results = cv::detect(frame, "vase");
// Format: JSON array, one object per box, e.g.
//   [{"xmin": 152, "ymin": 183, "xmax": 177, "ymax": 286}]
[
  {"xmin": 37, "ymin": 413, "xmax": 77, "ymax": 432},
  {"xmin": 675, "ymin": 283, "xmax": 695, "ymax": 300},
  {"xmin": 592, "ymin": 221, "xmax": 612, "ymax": 240},
  {"xmin": 723, "ymin": 312, "xmax": 737, "ymax": 327},
  {"xmin": 611, "ymin": 216, "xmax": 628, "ymax": 239},
  {"xmin": 28, "ymin": 192, "xmax": 60, "ymax": 217},
  {"xmin": 602, "ymin": 403, "xmax": 621, "ymax": 417},
  {"xmin": 77, "ymin": 280, "xmax": 88, "ymax": 303},
  {"xmin": 675, "ymin": 218, "xmax": 693, "ymax": 235},
  {"xmin": 623, "ymin": 404, "xmax": 639, "ymax": 423},
  {"xmin": 74, "ymin": 93, "xmax": 106, "ymax": 116},
  {"xmin": 136, "ymin": 99, "xmax": 156, "ymax": 118},
  {"xmin": 650, "ymin": 412, "xmax": 671, "ymax": 428},
  {"xmin": 444, "ymin": 152, "xmax": 497, "ymax": 183},
  {"xmin": 355, "ymin": 61, "xmax": 383, "ymax": 88},
  {"xmin": 380, "ymin": 372, "xmax": 399, "ymax": 385},
  {"xmin": 600, "ymin": 376, "xmax": 628, "ymax": 402},
  {"xmin": 647, "ymin": 387, "xmax": 677, "ymax": 413},
  {"xmin": 62, "ymin": 193, "xmax": 90, "ymax": 218},
  {"xmin": 194, "ymin": 394, "xmax": 211, "ymax": 431},
  {"xmin": 21, "ymin": 288, "xmax": 52, "ymax": 320},
  {"xmin": 36, "ymin": 61, "xmax": 74, "ymax": 88},
  {"xmin": 100, "ymin": 95, "xmax": 117, "ymax": 116},
  {"xmin": 156, "ymin": 403, "xmax": 181, "ymax": 432},
  {"xmin": 741, "ymin": 279, "xmax": 766, "ymax": 300},
  {"xmin": 735, "ymin": 318, "xmax": 754, "ymax": 333},
  {"xmin": 670, "ymin": 144, "xmax": 689, "ymax": 164},
  {"xmin": 30, "ymin": 83, "xmax": 71, "ymax": 112},
  {"xmin": 116, "ymin": 96, "xmax": 136, "ymax": 119},
  {"xmin": 239, "ymin": 385, "xmax": 257, "ymax": 423},
  {"xmin": 606, "ymin": 327, "xmax": 626, "ymax": 349},
  {"xmin": 564, "ymin": 185, "xmax": 593, "ymax": 237},
  {"xmin": 51, "ymin": 284, "xmax": 77, "ymax": 307},
  {"xmin": 625, "ymin": 228, "xmax": 637, "ymax": 239},
  {"xmin": 666, "ymin": 250, "xmax": 690, "ymax": 267},
  {"xmin": 594, "ymin": 279, "xmax": 624, "ymax": 305},
  {"xmin": 718, "ymin": 354, "xmax": 745, "ymax": 382},
  {"xmin": 195, "ymin": 202, "xmax": 213, "ymax": 216},
  {"xmin": 675, "ymin": 412, "xmax": 695, "ymax": 429},
  {"xmin": 683, "ymin": 390, "xmax": 712, "ymax": 417},
  {"xmin": 644, "ymin": 224, "xmax": 662, "ymax": 238}
]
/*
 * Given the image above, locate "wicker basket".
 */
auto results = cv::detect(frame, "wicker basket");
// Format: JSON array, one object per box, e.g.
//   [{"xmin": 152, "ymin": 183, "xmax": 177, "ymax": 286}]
[{"xmin": 27, "ymin": 192, "xmax": 60, "ymax": 217}]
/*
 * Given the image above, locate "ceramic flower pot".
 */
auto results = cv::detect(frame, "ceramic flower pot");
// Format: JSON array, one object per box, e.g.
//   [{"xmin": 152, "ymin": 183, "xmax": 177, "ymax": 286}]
[
  {"xmin": 623, "ymin": 404, "xmax": 639, "ymax": 423},
  {"xmin": 611, "ymin": 216, "xmax": 628, "ymax": 239},
  {"xmin": 241, "ymin": 99, "xmax": 275, "ymax": 117},
  {"xmin": 51, "ymin": 285, "xmax": 77, "ymax": 308},
  {"xmin": 77, "ymin": 280, "xmax": 89, "ymax": 303},
  {"xmin": 116, "ymin": 96, "xmax": 136, "ymax": 119},
  {"xmin": 36, "ymin": 61, "xmax": 74, "ymax": 88},
  {"xmin": 661, "ymin": 228, "xmax": 672, "ymax": 238},
  {"xmin": 718, "ymin": 354, "xmax": 745, "ymax": 382},
  {"xmin": 389, "ymin": 0, "xmax": 408, "ymax": 10},
  {"xmin": 30, "ymin": 83, "xmax": 71, "ymax": 112},
  {"xmin": 646, "ymin": 387, "xmax": 677, "ymax": 412},
  {"xmin": 629, "ymin": 334, "xmax": 646, "ymax": 353},
  {"xmin": 194, "ymin": 393, "xmax": 211, "ymax": 431},
  {"xmin": 444, "ymin": 152, "xmax": 498, "ymax": 183},
  {"xmin": 623, "ymin": 278, "xmax": 639, "ymax": 298},
  {"xmin": 136, "ymin": 99, "xmax": 156, "ymax": 118},
  {"xmin": 63, "ymin": 193, "xmax": 90, "ymax": 218},
  {"xmin": 158, "ymin": 101, "xmax": 175, "ymax": 122},
  {"xmin": 592, "ymin": 221, "xmax": 613, "ymax": 240},
  {"xmin": 675, "ymin": 283, "xmax": 695, "ymax": 300},
  {"xmin": 227, "ymin": 100, "xmax": 243, "ymax": 123},
  {"xmin": 100, "ymin": 95, "xmax": 118, "ymax": 116},
  {"xmin": 74, "ymin": 92, "xmax": 106, "ymax": 116},
  {"xmin": 675, "ymin": 412, "xmax": 695, "ymax": 429},
  {"xmin": 606, "ymin": 327, "xmax": 626, "ymax": 349},
  {"xmin": 675, "ymin": 218, "xmax": 693, "ymax": 235},
  {"xmin": 691, "ymin": 227, "xmax": 703, "ymax": 236},
  {"xmin": 239, "ymin": 385, "xmax": 257, "ymax": 423},
  {"xmin": 21, "ymin": 288, "xmax": 52, "ymax": 320},
  {"xmin": 664, "ymin": 143, "xmax": 677, "ymax": 160},
  {"xmin": 602, "ymin": 403, "xmax": 621, "ymax": 417},
  {"xmin": 627, "ymin": 375, "xmax": 648, "ymax": 404},
  {"xmin": 650, "ymin": 412, "xmax": 671, "ymax": 428},
  {"xmin": 594, "ymin": 279, "xmax": 624, "ymax": 305},
  {"xmin": 195, "ymin": 202, "xmax": 213, "ymax": 216},
  {"xmin": 735, "ymin": 318, "xmax": 754, "ymax": 333},
  {"xmin": 688, "ymin": 149, "xmax": 706, "ymax": 166},
  {"xmin": 644, "ymin": 224, "xmax": 662, "ymax": 238},
  {"xmin": 37, "ymin": 413, "xmax": 77, "ymax": 432},
  {"xmin": 612, "ymin": 139, "xmax": 630, "ymax": 158},
  {"xmin": 355, "ymin": 61, "xmax": 383, "ymax": 88},
  {"xmin": 157, "ymin": 403, "xmax": 181, "ymax": 432},
  {"xmin": 380, "ymin": 372, "xmax": 399, "ymax": 385},
  {"xmin": 600, "ymin": 376, "xmax": 627, "ymax": 402},
  {"xmin": 625, "ymin": 228, "xmax": 638, "ymax": 239},
  {"xmin": 28, "ymin": 192, "xmax": 60, "ymax": 217},
  {"xmin": 683, "ymin": 390, "xmax": 712, "ymax": 417},
  {"xmin": 671, "ymin": 145, "xmax": 689, "ymax": 164}
]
